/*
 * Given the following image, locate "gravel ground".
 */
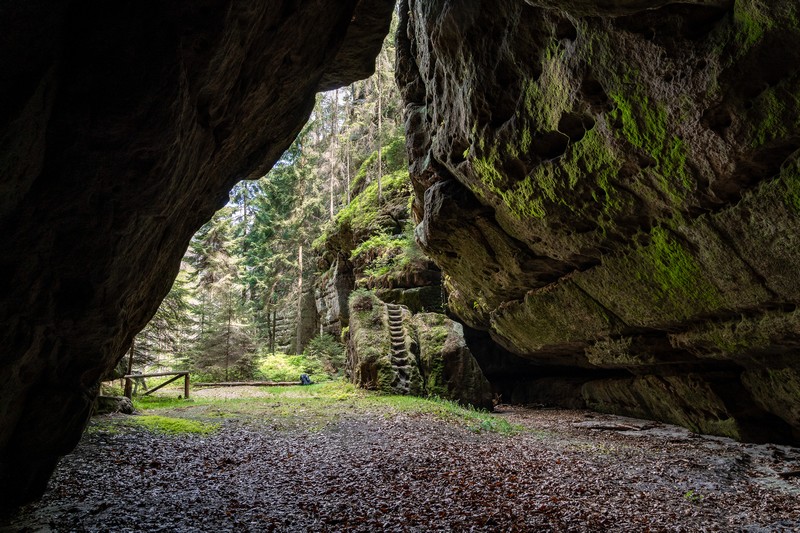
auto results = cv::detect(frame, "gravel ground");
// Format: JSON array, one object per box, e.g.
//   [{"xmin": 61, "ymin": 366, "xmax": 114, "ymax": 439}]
[{"xmin": 2, "ymin": 391, "xmax": 799, "ymax": 532}]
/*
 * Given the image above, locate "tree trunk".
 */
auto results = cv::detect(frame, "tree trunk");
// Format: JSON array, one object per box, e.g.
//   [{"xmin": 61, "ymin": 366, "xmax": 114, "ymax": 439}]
[
  {"xmin": 377, "ymin": 59, "xmax": 383, "ymax": 204},
  {"xmin": 225, "ymin": 287, "xmax": 232, "ymax": 381},
  {"xmin": 330, "ymin": 88, "xmax": 338, "ymax": 220},
  {"xmin": 295, "ymin": 245, "xmax": 303, "ymax": 354},
  {"xmin": 123, "ymin": 337, "xmax": 135, "ymax": 398},
  {"xmin": 346, "ymin": 137, "xmax": 351, "ymax": 204}
]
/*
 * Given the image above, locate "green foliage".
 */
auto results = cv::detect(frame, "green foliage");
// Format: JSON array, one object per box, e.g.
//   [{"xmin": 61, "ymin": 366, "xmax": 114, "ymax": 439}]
[
  {"xmin": 258, "ymin": 352, "xmax": 327, "ymax": 382},
  {"xmin": 133, "ymin": 415, "xmax": 218, "ymax": 435},
  {"xmin": 98, "ymin": 381, "xmax": 520, "ymax": 436},
  {"xmin": 372, "ymin": 395, "xmax": 521, "ymax": 435},
  {"xmin": 353, "ymin": 223, "xmax": 425, "ymax": 285},
  {"xmin": 303, "ymin": 333, "xmax": 345, "ymax": 375},
  {"xmin": 335, "ymin": 169, "xmax": 410, "ymax": 235},
  {"xmin": 350, "ymin": 233, "xmax": 404, "ymax": 262},
  {"xmin": 350, "ymin": 134, "xmax": 407, "ymax": 196},
  {"xmin": 133, "ymin": 396, "xmax": 194, "ymax": 411},
  {"xmin": 683, "ymin": 489, "xmax": 704, "ymax": 504},
  {"xmin": 349, "ymin": 288, "xmax": 376, "ymax": 312}
]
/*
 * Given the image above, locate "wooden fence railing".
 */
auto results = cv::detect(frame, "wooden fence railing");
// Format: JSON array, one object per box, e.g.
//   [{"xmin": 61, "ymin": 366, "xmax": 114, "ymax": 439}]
[
  {"xmin": 193, "ymin": 381, "xmax": 300, "ymax": 387},
  {"xmin": 123, "ymin": 371, "xmax": 190, "ymax": 399}
]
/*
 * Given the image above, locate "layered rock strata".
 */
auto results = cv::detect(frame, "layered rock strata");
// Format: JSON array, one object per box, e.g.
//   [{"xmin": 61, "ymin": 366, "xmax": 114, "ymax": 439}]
[{"xmin": 398, "ymin": 0, "xmax": 800, "ymax": 442}]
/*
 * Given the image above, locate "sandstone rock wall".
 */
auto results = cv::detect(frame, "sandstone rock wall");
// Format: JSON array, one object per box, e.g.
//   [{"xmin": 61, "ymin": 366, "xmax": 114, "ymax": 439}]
[
  {"xmin": 274, "ymin": 311, "xmax": 296, "ymax": 355},
  {"xmin": 347, "ymin": 291, "xmax": 492, "ymax": 407},
  {"xmin": 0, "ymin": 0, "xmax": 394, "ymax": 504},
  {"xmin": 398, "ymin": 0, "xmax": 800, "ymax": 442},
  {"xmin": 315, "ymin": 255, "xmax": 356, "ymax": 337},
  {"xmin": 413, "ymin": 313, "xmax": 494, "ymax": 410}
]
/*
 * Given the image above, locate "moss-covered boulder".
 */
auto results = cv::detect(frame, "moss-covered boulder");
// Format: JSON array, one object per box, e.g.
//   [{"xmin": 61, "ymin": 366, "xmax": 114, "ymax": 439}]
[
  {"xmin": 347, "ymin": 290, "xmax": 422, "ymax": 394},
  {"xmin": 397, "ymin": 0, "xmax": 800, "ymax": 442},
  {"xmin": 347, "ymin": 290, "xmax": 492, "ymax": 408},
  {"xmin": 412, "ymin": 313, "xmax": 494, "ymax": 410}
]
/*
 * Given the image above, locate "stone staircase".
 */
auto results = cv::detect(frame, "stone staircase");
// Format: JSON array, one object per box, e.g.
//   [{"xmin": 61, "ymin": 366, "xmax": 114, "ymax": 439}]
[{"xmin": 387, "ymin": 304, "xmax": 411, "ymax": 394}]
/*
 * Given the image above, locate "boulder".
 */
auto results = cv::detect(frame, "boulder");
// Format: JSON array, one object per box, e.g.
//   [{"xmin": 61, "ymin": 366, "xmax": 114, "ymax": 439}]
[
  {"xmin": 412, "ymin": 313, "xmax": 494, "ymax": 410},
  {"xmin": 347, "ymin": 291, "xmax": 492, "ymax": 408},
  {"xmin": 397, "ymin": 0, "xmax": 800, "ymax": 442},
  {"xmin": 0, "ymin": 0, "xmax": 394, "ymax": 504},
  {"xmin": 347, "ymin": 291, "xmax": 422, "ymax": 394},
  {"xmin": 93, "ymin": 396, "xmax": 135, "ymax": 416}
]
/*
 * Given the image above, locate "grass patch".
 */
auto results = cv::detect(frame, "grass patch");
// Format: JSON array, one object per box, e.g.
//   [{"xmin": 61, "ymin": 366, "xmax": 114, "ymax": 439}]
[
  {"xmin": 363, "ymin": 394, "xmax": 522, "ymax": 435},
  {"xmin": 133, "ymin": 415, "xmax": 218, "ymax": 436},
  {"xmin": 258, "ymin": 352, "xmax": 327, "ymax": 382},
  {"xmin": 119, "ymin": 380, "xmax": 520, "ymax": 436},
  {"xmin": 133, "ymin": 396, "xmax": 196, "ymax": 411}
]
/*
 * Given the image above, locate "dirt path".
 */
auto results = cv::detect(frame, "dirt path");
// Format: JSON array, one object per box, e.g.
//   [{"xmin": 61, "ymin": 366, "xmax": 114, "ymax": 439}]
[{"xmin": 2, "ymin": 389, "xmax": 799, "ymax": 532}]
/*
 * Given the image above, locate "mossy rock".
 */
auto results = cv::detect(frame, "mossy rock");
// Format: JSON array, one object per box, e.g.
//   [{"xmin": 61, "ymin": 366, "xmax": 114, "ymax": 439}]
[
  {"xmin": 582, "ymin": 374, "xmax": 742, "ymax": 439},
  {"xmin": 742, "ymin": 367, "xmax": 800, "ymax": 439},
  {"xmin": 489, "ymin": 279, "xmax": 624, "ymax": 357},
  {"xmin": 347, "ymin": 291, "xmax": 394, "ymax": 392},
  {"xmin": 347, "ymin": 291, "xmax": 422, "ymax": 394},
  {"xmin": 412, "ymin": 313, "xmax": 493, "ymax": 410}
]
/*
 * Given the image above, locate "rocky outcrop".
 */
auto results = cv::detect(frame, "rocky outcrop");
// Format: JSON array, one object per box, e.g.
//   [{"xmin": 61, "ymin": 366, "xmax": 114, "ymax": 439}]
[
  {"xmin": 273, "ymin": 311, "xmax": 296, "ymax": 355},
  {"xmin": 0, "ymin": 0, "xmax": 394, "ymax": 505},
  {"xmin": 296, "ymin": 285, "xmax": 320, "ymax": 354},
  {"xmin": 398, "ymin": 0, "xmax": 800, "ymax": 442},
  {"xmin": 348, "ymin": 291, "xmax": 423, "ymax": 394},
  {"xmin": 93, "ymin": 396, "xmax": 135, "ymax": 416},
  {"xmin": 315, "ymin": 255, "xmax": 356, "ymax": 337},
  {"xmin": 375, "ymin": 286, "xmax": 445, "ymax": 314},
  {"xmin": 347, "ymin": 291, "xmax": 491, "ymax": 407},
  {"xmin": 413, "ymin": 313, "xmax": 494, "ymax": 410}
]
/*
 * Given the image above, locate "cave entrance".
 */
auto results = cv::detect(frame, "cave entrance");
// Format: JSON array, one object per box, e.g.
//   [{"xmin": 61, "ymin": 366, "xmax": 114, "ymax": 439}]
[{"xmin": 116, "ymin": 15, "xmax": 406, "ymax": 394}]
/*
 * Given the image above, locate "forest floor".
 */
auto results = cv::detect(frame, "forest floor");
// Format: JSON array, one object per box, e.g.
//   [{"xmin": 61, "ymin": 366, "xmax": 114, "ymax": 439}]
[{"xmin": 2, "ymin": 381, "xmax": 800, "ymax": 532}]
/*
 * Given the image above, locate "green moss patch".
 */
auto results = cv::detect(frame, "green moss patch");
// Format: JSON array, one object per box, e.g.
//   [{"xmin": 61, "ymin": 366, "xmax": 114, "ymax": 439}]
[
  {"xmin": 371, "ymin": 394, "xmax": 521, "ymax": 435},
  {"xmin": 133, "ymin": 415, "xmax": 219, "ymax": 436},
  {"xmin": 609, "ymin": 91, "xmax": 691, "ymax": 202}
]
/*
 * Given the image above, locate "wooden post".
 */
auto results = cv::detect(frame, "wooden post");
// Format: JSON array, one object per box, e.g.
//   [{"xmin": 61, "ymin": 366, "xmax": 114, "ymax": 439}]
[{"xmin": 184, "ymin": 373, "xmax": 190, "ymax": 399}]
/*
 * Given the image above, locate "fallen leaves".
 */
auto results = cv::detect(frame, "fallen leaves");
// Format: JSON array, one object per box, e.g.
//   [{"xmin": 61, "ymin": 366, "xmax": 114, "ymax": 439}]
[{"xmin": 2, "ymin": 404, "xmax": 800, "ymax": 532}]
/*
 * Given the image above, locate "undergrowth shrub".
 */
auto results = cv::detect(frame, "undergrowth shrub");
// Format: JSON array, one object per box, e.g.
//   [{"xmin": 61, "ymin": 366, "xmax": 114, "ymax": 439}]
[
  {"xmin": 303, "ymin": 333, "xmax": 345, "ymax": 376},
  {"xmin": 258, "ymin": 352, "xmax": 327, "ymax": 382}
]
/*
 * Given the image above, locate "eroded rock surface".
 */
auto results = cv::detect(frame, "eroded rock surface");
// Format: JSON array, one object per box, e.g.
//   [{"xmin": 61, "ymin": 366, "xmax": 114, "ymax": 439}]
[
  {"xmin": 398, "ymin": 0, "xmax": 800, "ymax": 442},
  {"xmin": 347, "ymin": 291, "xmax": 491, "ymax": 407},
  {"xmin": 0, "ymin": 0, "xmax": 394, "ymax": 505}
]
